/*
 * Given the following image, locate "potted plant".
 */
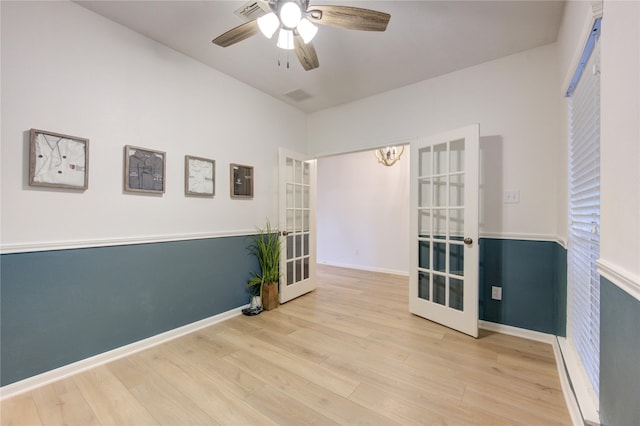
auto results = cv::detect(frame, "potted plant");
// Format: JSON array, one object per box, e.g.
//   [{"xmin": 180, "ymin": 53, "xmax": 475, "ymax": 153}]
[{"xmin": 246, "ymin": 221, "xmax": 281, "ymax": 312}]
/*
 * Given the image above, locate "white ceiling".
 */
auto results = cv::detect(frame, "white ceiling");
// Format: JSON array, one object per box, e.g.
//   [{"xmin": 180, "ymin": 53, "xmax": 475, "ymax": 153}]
[{"xmin": 75, "ymin": 0, "xmax": 565, "ymax": 113}]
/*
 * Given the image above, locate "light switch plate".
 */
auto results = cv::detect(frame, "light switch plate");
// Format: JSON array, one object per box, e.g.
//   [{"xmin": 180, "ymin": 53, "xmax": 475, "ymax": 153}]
[{"xmin": 503, "ymin": 190, "xmax": 520, "ymax": 204}]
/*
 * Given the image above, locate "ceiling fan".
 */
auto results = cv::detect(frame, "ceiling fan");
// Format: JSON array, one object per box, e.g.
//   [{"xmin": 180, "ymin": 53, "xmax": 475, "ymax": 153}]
[{"xmin": 212, "ymin": 0, "xmax": 391, "ymax": 71}]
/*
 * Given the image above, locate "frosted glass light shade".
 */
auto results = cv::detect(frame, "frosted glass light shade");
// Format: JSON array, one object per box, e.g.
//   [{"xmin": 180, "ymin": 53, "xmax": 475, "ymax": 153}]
[
  {"xmin": 280, "ymin": 2, "xmax": 301, "ymax": 29},
  {"xmin": 257, "ymin": 12, "xmax": 279, "ymax": 38},
  {"xmin": 276, "ymin": 28, "xmax": 294, "ymax": 50},
  {"xmin": 296, "ymin": 18, "xmax": 318, "ymax": 44}
]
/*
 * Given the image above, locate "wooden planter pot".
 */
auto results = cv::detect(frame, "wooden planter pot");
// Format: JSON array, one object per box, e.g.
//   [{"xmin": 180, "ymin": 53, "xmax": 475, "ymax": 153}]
[{"xmin": 262, "ymin": 282, "xmax": 279, "ymax": 311}]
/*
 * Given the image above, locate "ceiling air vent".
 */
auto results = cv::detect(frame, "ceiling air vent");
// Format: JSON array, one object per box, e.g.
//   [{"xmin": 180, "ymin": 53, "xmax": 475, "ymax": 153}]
[
  {"xmin": 234, "ymin": 0, "xmax": 271, "ymax": 22},
  {"xmin": 284, "ymin": 89, "xmax": 313, "ymax": 102}
]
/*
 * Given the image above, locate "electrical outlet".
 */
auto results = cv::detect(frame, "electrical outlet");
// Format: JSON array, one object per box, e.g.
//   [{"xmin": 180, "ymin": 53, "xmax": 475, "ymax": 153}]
[{"xmin": 491, "ymin": 286, "xmax": 502, "ymax": 300}]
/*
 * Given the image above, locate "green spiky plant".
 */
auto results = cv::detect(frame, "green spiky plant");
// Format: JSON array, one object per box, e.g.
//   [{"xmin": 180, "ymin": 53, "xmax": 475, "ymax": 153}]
[{"xmin": 247, "ymin": 221, "xmax": 281, "ymax": 304}]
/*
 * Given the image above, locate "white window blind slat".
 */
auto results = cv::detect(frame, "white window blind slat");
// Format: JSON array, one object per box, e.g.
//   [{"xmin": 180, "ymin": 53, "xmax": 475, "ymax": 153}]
[{"xmin": 567, "ymin": 35, "xmax": 600, "ymax": 398}]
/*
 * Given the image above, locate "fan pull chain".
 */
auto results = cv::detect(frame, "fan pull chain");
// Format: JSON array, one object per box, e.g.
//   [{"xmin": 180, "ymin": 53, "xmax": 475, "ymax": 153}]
[{"xmin": 277, "ymin": 50, "xmax": 290, "ymax": 69}]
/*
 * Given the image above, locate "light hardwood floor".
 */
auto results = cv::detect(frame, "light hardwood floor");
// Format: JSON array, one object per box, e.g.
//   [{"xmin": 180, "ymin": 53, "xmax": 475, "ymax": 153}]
[{"xmin": 1, "ymin": 265, "xmax": 571, "ymax": 425}]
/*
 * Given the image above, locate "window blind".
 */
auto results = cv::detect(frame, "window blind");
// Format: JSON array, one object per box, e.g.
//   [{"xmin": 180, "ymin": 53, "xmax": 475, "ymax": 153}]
[{"xmin": 567, "ymin": 32, "xmax": 600, "ymax": 397}]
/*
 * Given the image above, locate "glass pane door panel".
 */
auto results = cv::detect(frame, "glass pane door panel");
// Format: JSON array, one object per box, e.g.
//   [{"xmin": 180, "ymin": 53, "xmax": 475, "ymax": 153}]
[
  {"xmin": 303, "ymin": 210, "xmax": 309, "ymax": 231},
  {"xmin": 418, "ymin": 210, "xmax": 431, "ymax": 237},
  {"xmin": 433, "ymin": 177, "xmax": 447, "ymax": 206},
  {"xmin": 295, "ymin": 259, "xmax": 302, "ymax": 282},
  {"xmin": 286, "ymin": 158, "xmax": 294, "ymax": 181},
  {"xmin": 419, "ymin": 180, "xmax": 432, "ymax": 207},
  {"xmin": 449, "ymin": 208, "xmax": 464, "ymax": 238},
  {"xmin": 419, "ymin": 240, "xmax": 430, "ymax": 269},
  {"xmin": 433, "ymin": 274, "xmax": 446, "ymax": 305},
  {"xmin": 418, "ymin": 272, "xmax": 430, "ymax": 300},
  {"xmin": 286, "ymin": 210, "xmax": 294, "ymax": 232},
  {"xmin": 303, "ymin": 234, "xmax": 309, "ymax": 255},
  {"xmin": 295, "ymin": 210, "xmax": 303, "ymax": 231},
  {"xmin": 434, "ymin": 210, "xmax": 447, "ymax": 239},
  {"xmin": 287, "ymin": 261, "xmax": 294, "ymax": 285},
  {"xmin": 286, "ymin": 184, "xmax": 294, "ymax": 208},
  {"xmin": 450, "ymin": 278, "xmax": 464, "ymax": 311},
  {"xmin": 434, "ymin": 143, "xmax": 448, "ymax": 175},
  {"xmin": 287, "ymin": 235, "xmax": 294, "ymax": 259},
  {"xmin": 433, "ymin": 242, "xmax": 446, "ymax": 272},
  {"xmin": 295, "ymin": 160, "xmax": 302, "ymax": 183},
  {"xmin": 419, "ymin": 147, "xmax": 431, "ymax": 177},
  {"xmin": 450, "ymin": 174, "xmax": 464, "ymax": 207},
  {"xmin": 295, "ymin": 235, "xmax": 302, "ymax": 257},
  {"xmin": 450, "ymin": 139, "xmax": 465, "ymax": 173},
  {"xmin": 303, "ymin": 162, "xmax": 310, "ymax": 185},
  {"xmin": 303, "ymin": 257, "xmax": 310, "ymax": 279},
  {"xmin": 295, "ymin": 185, "xmax": 303, "ymax": 208},
  {"xmin": 303, "ymin": 186, "xmax": 310, "ymax": 208},
  {"xmin": 449, "ymin": 244, "xmax": 464, "ymax": 276}
]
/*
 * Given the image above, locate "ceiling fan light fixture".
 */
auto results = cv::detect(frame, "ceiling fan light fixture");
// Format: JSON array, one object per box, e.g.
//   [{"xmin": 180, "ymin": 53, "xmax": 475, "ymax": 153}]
[
  {"xmin": 257, "ymin": 12, "xmax": 279, "ymax": 38},
  {"xmin": 276, "ymin": 28, "xmax": 294, "ymax": 50},
  {"xmin": 296, "ymin": 18, "xmax": 318, "ymax": 44},
  {"xmin": 279, "ymin": 2, "xmax": 302, "ymax": 29}
]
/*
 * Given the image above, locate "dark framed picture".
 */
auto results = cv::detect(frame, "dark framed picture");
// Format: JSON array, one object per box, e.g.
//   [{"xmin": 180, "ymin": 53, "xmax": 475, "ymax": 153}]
[
  {"xmin": 185, "ymin": 155, "xmax": 215, "ymax": 197},
  {"xmin": 230, "ymin": 163, "xmax": 253, "ymax": 199},
  {"xmin": 124, "ymin": 145, "xmax": 165, "ymax": 194},
  {"xmin": 29, "ymin": 128, "xmax": 89, "ymax": 190}
]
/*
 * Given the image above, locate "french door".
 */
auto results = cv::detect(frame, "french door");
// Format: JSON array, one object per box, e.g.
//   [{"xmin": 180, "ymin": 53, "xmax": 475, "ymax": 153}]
[
  {"xmin": 278, "ymin": 148, "xmax": 317, "ymax": 303},
  {"xmin": 409, "ymin": 125, "xmax": 480, "ymax": 337}
]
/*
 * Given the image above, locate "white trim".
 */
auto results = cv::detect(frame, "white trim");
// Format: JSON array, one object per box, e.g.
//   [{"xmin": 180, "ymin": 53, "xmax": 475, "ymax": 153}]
[
  {"xmin": 0, "ymin": 305, "xmax": 246, "ymax": 401},
  {"xmin": 317, "ymin": 260, "xmax": 409, "ymax": 277},
  {"xmin": 597, "ymin": 258, "xmax": 640, "ymax": 302},
  {"xmin": 478, "ymin": 320, "xmax": 554, "ymax": 344},
  {"xmin": 478, "ymin": 321, "xmax": 584, "ymax": 426},
  {"xmin": 479, "ymin": 232, "xmax": 564, "ymax": 245},
  {"xmin": 557, "ymin": 337, "xmax": 601, "ymax": 426},
  {"xmin": 0, "ymin": 230, "xmax": 256, "ymax": 254}
]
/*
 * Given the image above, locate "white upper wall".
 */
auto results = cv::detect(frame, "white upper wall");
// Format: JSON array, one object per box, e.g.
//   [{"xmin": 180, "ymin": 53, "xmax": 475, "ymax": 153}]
[
  {"xmin": 1, "ymin": 1, "xmax": 307, "ymax": 250},
  {"xmin": 317, "ymin": 148, "xmax": 410, "ymax": 274},
  {"xmin": 555, "ymin": 0, "xmax": 594, "ymax": 244},
  {"xmin": 308, "ymin": 44, "xmax": 562, "ymax": 239},
  {"xmin": 599, "ymin": 0, "xmax": 640, "ymax": 281}
]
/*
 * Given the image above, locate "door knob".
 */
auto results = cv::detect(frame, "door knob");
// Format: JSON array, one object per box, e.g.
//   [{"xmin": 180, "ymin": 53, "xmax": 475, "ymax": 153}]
[
  {"xmin": 281, "ymin": 230, "xmax": 290, "ymax": 236},
  {"xmin": 463, "ymin": 237, "xmax": 473, "ymax": 245}
]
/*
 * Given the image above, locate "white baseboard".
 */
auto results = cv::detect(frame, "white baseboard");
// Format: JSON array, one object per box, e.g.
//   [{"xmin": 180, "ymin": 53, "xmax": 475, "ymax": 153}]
[
  {"xmin": 557, "ymin": 337, "xmax": 601, "ymax": 426},
  {"xmin": 478, "ymin": 321, "xmax": 584, "ymax": 426},
  {"xmin": 317, "ymin": 260, "xmax": 409, "ymax": 277},
  {"xmin": 478, "ymin": 320, "xmax": 555, "ymax": 344},
  {"xmin": 0, "ymin": 305, "xmax": 247, "ymax": 401}
]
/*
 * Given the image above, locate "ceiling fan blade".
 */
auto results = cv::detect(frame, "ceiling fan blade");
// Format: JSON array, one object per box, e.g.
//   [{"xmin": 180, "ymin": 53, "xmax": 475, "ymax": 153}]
[
  {"xmin": 294, "ymin": 34, "xmax": 319, "ymax": 71},
  {"xmin": 212, "ymin": 20, "xmax": 259, "ymax": 47},
  {"xmin": 306, "ymin": 5, "xmax": 390, "ymax": 32}
]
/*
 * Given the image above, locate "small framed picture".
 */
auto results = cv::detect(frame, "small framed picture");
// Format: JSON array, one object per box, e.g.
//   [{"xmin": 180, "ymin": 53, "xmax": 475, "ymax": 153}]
[
  {"xmin": 29, "ymin": 129, "xmax": 89, "ymax": 190},
  {"xmin": 124, "ymin": 145, "xmax": 165, "ymax": 194},
  {"xmin": 185, "ymin": 155, "xmax": 215, "ymax": 197},
  {"xmin": 230, "ymin": 163, "xmax": 253, "ymax": 199}
]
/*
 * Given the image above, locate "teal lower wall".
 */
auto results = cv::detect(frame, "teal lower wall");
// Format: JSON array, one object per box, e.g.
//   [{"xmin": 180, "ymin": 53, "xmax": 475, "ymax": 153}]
[
  {"xmin": 479, "ymin": 238, "xmax": 566, "ymax": 335},
  {"xmin": 600, "ymin": 277, "xmax": 640, "ymax": 426},
  {"xmin": 1, "ymin": 236, "xmax": 256, "ymax": 386}
]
